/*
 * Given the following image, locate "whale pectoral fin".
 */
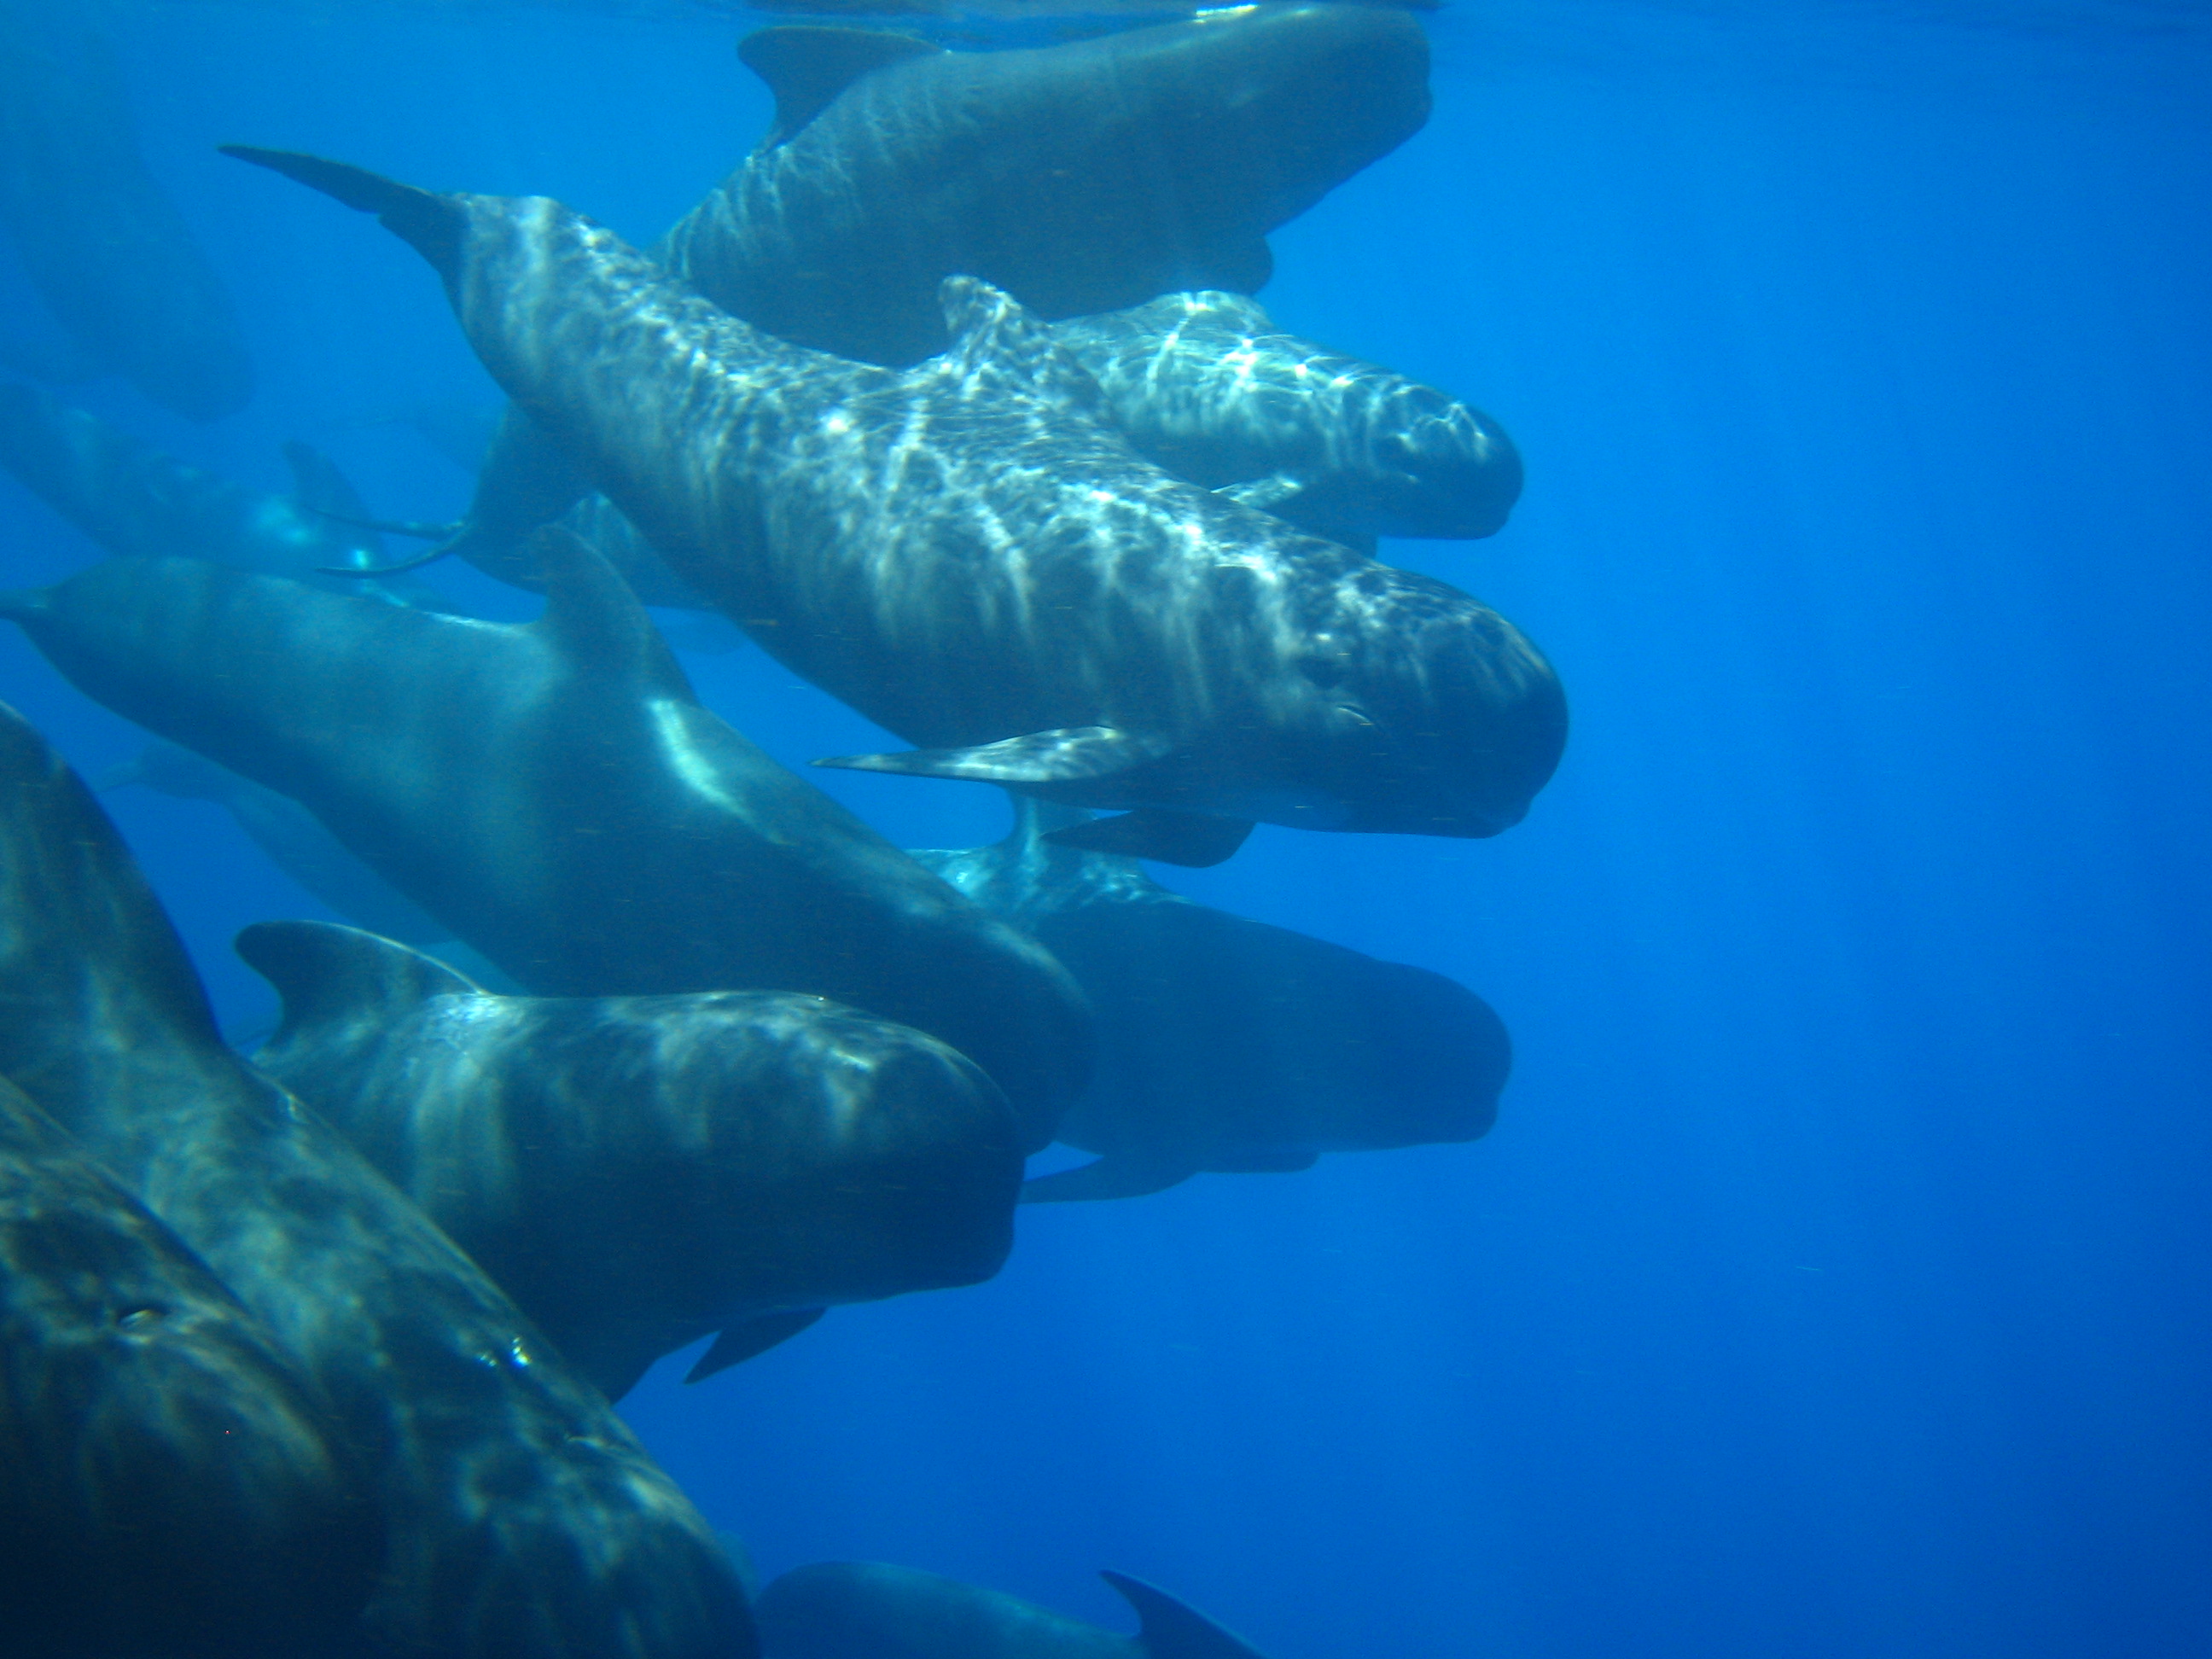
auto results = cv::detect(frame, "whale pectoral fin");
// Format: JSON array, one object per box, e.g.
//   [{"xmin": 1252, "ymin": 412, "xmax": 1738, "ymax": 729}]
[
  {"xmin": 1215, "ymin": 473, "xmax": 1310, "ymax": 514},
  {"xmin": 739, "ymin": 26, "xmax": 944, "ymax": 147},
  {"xmin": 1020, "ymin": 1156, "xmax": 1196, "ymax": 1204},
  {"xmin": 220, "ymin": 147, "xmax": 464, "ymax": 274},
  {"xmin": 814, "ymin": 726, "xmax": 1173, "ymax": 785},
  {"xmin": 684, "ymin": 1308, "xmax": 827, "ymax": 1384},
  {"xmin": 1102, "ymin": 1571, "xmax": 1271, "ymax": 1659},
  {"xmin": 1045, "ymin": 809, "xmax": 1253, "ymax": 869}
]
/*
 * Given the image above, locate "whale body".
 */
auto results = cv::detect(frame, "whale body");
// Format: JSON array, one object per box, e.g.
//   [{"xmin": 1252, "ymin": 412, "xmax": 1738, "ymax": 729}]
[
  {"xmin": 917, "ymin": 798, "xmax": 1509, "ymax": 1200},
  {"xmin": 0, "ymin": 702, "xmax": 754, "ymax": 1659},
  {"xmin": 229, "ymin": 150, "xmax": 1565, "ymax": 869},
  {"xmin": 0, "ymin": 7, "xmax": 253, "ymax": 420},
  {"xmin": 242, "ymin": 920, "xmax": 1024, "ymax": 1401},
  {"xmin": 0, "ymin": 1073, "xmax": 376, "ymax": 1659},
  {"xmin": 0, "ymin": 539, "xmax": 1091, "ymax": 1146}
]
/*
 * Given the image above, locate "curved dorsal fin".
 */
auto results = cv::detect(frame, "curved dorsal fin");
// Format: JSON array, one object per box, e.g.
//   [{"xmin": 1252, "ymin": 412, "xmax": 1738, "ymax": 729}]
[
  {"xmin": 738, "ymin": 26, "xmax": 943, "ymax": 147},
  {"xmin": 526, "ymin": 526, "xmax": 695, "ymax": 700},
  {"xmin": 236, "ymin": 920, "xmax": 477, "ymax": 1052},
  {"xmin": 1102, "ymin": 1572, "xmax": 1272, "ymax": 1659}
]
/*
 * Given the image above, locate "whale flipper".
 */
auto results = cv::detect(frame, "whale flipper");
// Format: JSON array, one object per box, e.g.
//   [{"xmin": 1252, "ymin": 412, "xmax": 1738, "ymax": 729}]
[
  {"xmin": 1020, "ymin": 1155, "xmax": 1196, "ymax": 1204},
  {"xmin": 817, "ymin": 726, "xmax": 1173, "ymax": 785},
  {"xmin": 740, "ymin": 26, "xmax": 944, "ymax": 147},
  {"xmin": 684, "ymin": 1307, "xmax": 827, "ymax": 1383},
  {"xmin": 1103, "ymin": 1571, "xmax": 1272, "ymax": 1659},
  {"xmin": 1045, "ymin": 809, "xmax": 1253, "ymax": 869}
]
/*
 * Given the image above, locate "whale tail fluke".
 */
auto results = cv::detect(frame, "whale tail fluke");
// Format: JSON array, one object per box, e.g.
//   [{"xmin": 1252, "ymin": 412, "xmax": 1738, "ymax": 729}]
[
  {"xmin": 219, "ymin": 147, "xmax": 465, "ymax": 273},
  {"xmin": 1103, "ymin": 1572, "xmax": 1273, "ymax": 1659}
]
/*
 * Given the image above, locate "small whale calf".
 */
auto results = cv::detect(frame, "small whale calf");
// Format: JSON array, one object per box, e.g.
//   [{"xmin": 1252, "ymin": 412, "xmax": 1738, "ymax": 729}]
[
  {"xmin": 0, "ymin": 1073, "xmax": 376, "ymax": 1659},
  {"xmin": 0, "ymin": 6, "xmax": 253, "ymax": 421},
  {"xmin": 0, "ymin": 701, "xmax": 754, "ymax": 1659},
  {"xmin": 230, "ymin": 149, "xmax": 1564, "ymax": 867},
  {"xmin": 755, "ymin": 1561, "xmax": 1269, "ymax": 1659},
  {"xmin": 242, "ymin": 920, "xmax": 1024, "ymax": 1401},
  {"xmin": 1055, "ymin": 290, "xmax": 1523, "ymax": 550},
  {"xmin": 919, "ymin": 799, "xmax": 1509, "ymax": 1200},
  {"xmin": 0, "ymin": 535, "xmax": 1091, "ymax": 1145}
]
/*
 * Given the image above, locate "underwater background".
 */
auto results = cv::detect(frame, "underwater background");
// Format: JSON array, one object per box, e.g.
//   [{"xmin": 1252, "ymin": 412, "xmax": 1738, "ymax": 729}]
[{"xmin": 1, "ymin": 2, "xmax": 2206, "ymax": 1656}]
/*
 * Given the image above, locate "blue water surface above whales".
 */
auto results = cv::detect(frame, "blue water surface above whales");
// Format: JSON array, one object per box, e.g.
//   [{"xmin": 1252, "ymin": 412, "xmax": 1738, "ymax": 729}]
[{"xmin": 1, "ymin": 3, "xmax": 2208, "ymax": 1658}]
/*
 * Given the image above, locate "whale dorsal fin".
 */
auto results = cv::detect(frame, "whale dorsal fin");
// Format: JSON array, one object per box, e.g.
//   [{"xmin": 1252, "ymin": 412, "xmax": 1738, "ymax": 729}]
[
  {"xmin": 526, "ymin": 526, "xmax": 696, "ymax": 700},
  {"xmin": 236, "ymin": 920, "xmax": 477, "ymax": 1051},
  {"xmin": 936, "ymin": 277, "xmax": 1107, "ymax": 418},
  {"xmin": 1102, "ymin": 1572, "xmax": 1272, "ymax": 1659},
  {"xmin": 739, "ymin": 26, "xmax": 943, "ymax": 147}
]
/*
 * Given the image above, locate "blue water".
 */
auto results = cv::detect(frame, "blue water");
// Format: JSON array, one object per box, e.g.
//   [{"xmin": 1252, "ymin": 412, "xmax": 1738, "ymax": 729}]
[{"xmin": 3, "ymin": 3, "xmax": 2208, "ymax": 1656}]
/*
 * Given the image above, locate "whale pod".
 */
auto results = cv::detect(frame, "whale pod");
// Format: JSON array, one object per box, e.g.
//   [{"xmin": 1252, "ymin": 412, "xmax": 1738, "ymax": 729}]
[
  {"xmin": 0, "ymin": 1073, "xmax": 376, "ymax": 1658},
  {"xmin": 225, "ymin": 149, "xmax": 1565, "ymax": 864},
  {"xmin": 0, "ymin": 539, "xmax": 1091, "ymax": 1147},
  {"xmin": 0, "ymin": 701, "xmax": 754, "ymax": 1659},
  {"xmin": 918, "ymin": 797, "xmax": 1508, "ymax": 1200},
  {"xmin": 241, "ymin": 920, "xmax": 1024, "ymax": 1401},
  {"xmin": 755, "ymin": 1561, "xmax": 1271, "ymax": 1659}
]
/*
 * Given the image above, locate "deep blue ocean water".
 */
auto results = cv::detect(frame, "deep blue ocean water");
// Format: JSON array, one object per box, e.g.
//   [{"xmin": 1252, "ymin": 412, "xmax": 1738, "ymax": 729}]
[{"xmin": 2, "ymin": 3, "xmax": 2208, "ymax": 1656}]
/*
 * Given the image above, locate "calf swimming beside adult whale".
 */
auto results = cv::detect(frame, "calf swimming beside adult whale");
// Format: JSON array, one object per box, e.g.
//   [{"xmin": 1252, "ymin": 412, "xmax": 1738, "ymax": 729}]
[
  {"xmin": 227, "ymin": 150, "xmax": 1565, "ymax": 868},
  {"xmin": 0, "ymin": 536, "xmax": 1090, "ymax": 1145},
  {"xmin": 242, "ymin": 920, "xmax": 1024, "ymax": 1401},
  {"xmin": 0, "ymin": 704, "xmax": 754, "ymax": 1659}
]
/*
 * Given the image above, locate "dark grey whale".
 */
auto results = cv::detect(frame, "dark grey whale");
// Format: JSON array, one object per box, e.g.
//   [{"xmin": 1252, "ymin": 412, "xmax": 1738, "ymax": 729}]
[
  {"xmin": 0, "ymin": 6, "xmax": 253, "ymax": 421},
  {"xmin": 228, "ymin": 150, "xmax": 1566, "ymax": 869},
  {"xmin": 441, "ymin": 3, "xmax": 1431, "ymax": 593},
  {"xmin": 0, "ymin": 539, "xmax": 1091, "ymax": 1146},
  {"xmin": 100, "ymin": 740, "xmax": 454, "ymax": 950},
  {"xmin": 0, "ymin": 1072, "xmax": 377, "ymax": 1659},
  {"xmin": 0, "ymin": 703, "xmax": 754, "ymax": 1659},
  {"xmin": 240, "ymin": 919, "xmax": 1024, "ymax": 1402},
  {"xmin": 0, "ymin": 378, "xmax": 449, "ymax": 608},
  {"xmin": 917, "ymin": 798, "xmax": 1508, "ymax": 1200},
  {"xmin": 1054, "ymin": 290, "xmax": 1523, "ymax": 550},
  {"xmin": 755, "ymin": 1562, "xmax": 1269, "ymax": 1659}
]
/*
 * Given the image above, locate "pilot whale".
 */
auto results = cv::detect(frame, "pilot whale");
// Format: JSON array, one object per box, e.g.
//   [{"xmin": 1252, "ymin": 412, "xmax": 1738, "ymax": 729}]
[
  {"xmin": 0, "ymin": 1072, "xmax": 377, "ymax": 1659},
  {"xmin": 755, "ymin": 1562, "xmax": 1270, "ymax": 1659},
  {"xmin": 917, "ymin": 798, "xmax": 1508, "ymax": 1200},
  {"xmin": 439, "ymin": 3, "xmax": 1431, "ymax": 595},
  {"xmin": 0, "ymin": 537, "xmax": 1091, "ymax": 1145},
  {"xmin": 0, "ymin": 703, "xmax": 754, "ymax": 1659},
  {"xmin": 0, "ymin": 6, "xmax": 253, "ymax": 421},
  {"xmin": 0, "ymin": 379, "xmax": 449, "ymax": 608},
  {"xmin": 240, "ymin": 920, "xmax": 1023, "ymax": 1401},
  {"xmin": 1053, "ymin": 290, "xmax": 1522, "ymax": 550},
  {"xmin": 229, "ymin": 151, "xmax": 1566, "ymax": 868}
]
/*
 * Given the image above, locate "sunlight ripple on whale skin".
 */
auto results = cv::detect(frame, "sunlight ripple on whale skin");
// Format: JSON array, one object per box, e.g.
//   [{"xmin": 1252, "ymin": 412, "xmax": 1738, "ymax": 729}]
[{"xmin": 225, "ymin": 151, "xmax": 1566, "ymax": 866}]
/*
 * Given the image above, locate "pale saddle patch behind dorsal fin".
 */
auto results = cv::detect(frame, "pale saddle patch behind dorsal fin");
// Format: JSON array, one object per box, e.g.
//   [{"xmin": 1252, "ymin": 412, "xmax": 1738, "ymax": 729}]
[
  {"xmin": 738, "ymin": 26, "xmax": 943, "ymax": 148},
  {"xmin": 235, "ymin": 920, "xmax": 477, "ymax": 1054}
]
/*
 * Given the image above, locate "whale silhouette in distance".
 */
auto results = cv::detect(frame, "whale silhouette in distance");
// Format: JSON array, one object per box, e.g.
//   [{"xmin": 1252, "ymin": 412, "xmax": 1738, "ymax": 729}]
[
  {"xmin": 0, "ymin": 7, "xmax": 253, "ymax": 421},
  {"xmin": 222, "ymin": 148, "xmax": 1565, "ymax": 870},
  {"xmin": 0, "ymin": 378, "xmax": 453, "ymax": 609},
  {"xmin": 917, "ymin": 796, "xmax": 1507, "ymax": 1200},
  {"xmin": 0, "ymin": 701, "xmax": 754, "ymax": 1659},
  {"xmin": 0, "ymin": 1070, "xmax": 378, "ymax": 1659},
  {"xmin": 0, "ymin": 538, "xmax": 1091, "ymax": 1148},
  {"xmin": 754, "ymin": 1561, "xmax": 1271, "ymax": 1659},
  {"xmin": 240, "ymin": 919, "xmax": 1024, "ymax": 1401},
  {"xmin": 435, "ymin": 3, "xmax": 1431, "ymax": 604}
]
